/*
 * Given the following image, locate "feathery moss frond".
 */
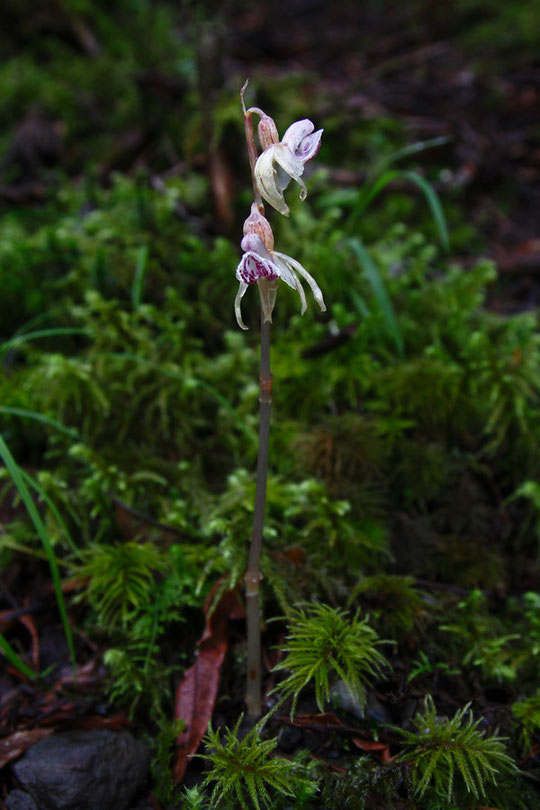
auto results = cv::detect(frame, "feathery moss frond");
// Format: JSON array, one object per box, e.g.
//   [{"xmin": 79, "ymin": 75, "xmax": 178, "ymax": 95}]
[
  {"xmin": 201, "ymin": 716, "xmax": 314, "ymax": 809},
  {"xmin": 77, "ymin": 540, "xmax": 165, "ymax": 629},
  {"xmin": 512, "ymin": 691, "xmax": 540, "ymax": 753},
  {"xmin": 273, "ymin": 603, "xmax": 388, "ymax": 716},
  {"xmin": 395, "ymin": 695, "xmax": 517, "ymax": 804}
]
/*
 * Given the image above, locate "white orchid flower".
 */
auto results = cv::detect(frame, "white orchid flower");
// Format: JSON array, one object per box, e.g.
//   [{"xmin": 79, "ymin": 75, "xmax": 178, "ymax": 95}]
[
  {"xmin": 253, "ymin": 118, "xmax": 323, "ymax": 216},
  {"xmin": 235, "ymin": 231, "xmax": 326, "ymax": 330}
]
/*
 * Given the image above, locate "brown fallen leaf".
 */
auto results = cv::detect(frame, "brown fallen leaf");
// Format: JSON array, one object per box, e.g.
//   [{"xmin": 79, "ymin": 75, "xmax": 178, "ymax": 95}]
[
  {"xmin": 19, "ymin": 607, "xmax": 39, "ymax": 672},
  {"xmin": 287, "ymin": 712, "xmax": 350, "ymax": 729},
  {"xmin": 308, "ymin": 753, "xmax": 347, "ymax": 773},
  {"xmin": 209, "ymin": 148, "xmax": 235, "ymax": 230},
  {"xmin": 55, "ymin": 655, "xmax": 105, "ymax": 691},
  {"xmin": 0, "ymin": 728, "xmax": 53, "ymax": 769},
  {"xmin": 282, "ymin": 712, "xmax": 393, "ymax": 763},
  {"xmin": 173, "ymin": 585, "xmax": 243, "ymax": 783},
  {"xmin": 352, "ymin": 736, "xmax": 392, "ymax": 764},
  {"xmin": 280, "ymin": 546, "xmax": 306, "ymax": 567},
  {"xmin": 77, "ymin": 713, "xmax": 130, "ymax": 731}
]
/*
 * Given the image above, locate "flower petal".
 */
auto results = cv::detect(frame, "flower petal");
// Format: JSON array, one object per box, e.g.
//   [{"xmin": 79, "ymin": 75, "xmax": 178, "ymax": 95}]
[
  {"xmin": 240, "ymin": 233, "xmax": 272, "ymax": 260},
  {"xmin": 254, "ymin": 148, "xmax": 290, "ymax": 216},
  {"xmin": 294, "ymin": 273, "xmax": 307, "ymax": 315},
  {"xmin": 272, "ymin": 252, "xmax": 307, "ymax": 316},
  {"xmin": 271, "ymin": 254, "xmax": 298, "ymax": 289},
  {"xmin": 275, "ymin": 165, "xmax": 292, "ymax": 193},
  {"xmin": 296, "ymin": 128, "xmax": 323, "ymax": 163},
  {"xmin": 282, "ymin": 119, "xmax": 315, "ymax": 152},
  {"xmin": 272, "ymin": 143, "xmax": 305, "ymax": 183},
  {"xmin": 272, "ymin": 145, "xmax": 307, "ymax": 202},
  {"xmin": 234, "ymin": 281, "xmax": 249, "ymax": 330},
  {"xmin": 273, "ymin": 251, "xmax": 326, "ymax": 312}
]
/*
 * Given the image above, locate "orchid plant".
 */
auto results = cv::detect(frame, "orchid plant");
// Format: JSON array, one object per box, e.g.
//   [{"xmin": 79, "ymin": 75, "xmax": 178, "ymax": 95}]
[{"xmin": 236, "ymin": 81, "xmax": 325, "ymax": 718}]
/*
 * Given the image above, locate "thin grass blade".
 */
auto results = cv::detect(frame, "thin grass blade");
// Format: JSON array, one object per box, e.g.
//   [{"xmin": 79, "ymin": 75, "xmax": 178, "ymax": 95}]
[
  {"xmin": 20, "ymin": 468, "xmax": 81, "ymax": 559},
  {"xmin": 0, "ymin": 328, "xmax": 88, "ymax": 357},
  {"xmin": 131, "ymin": 245, "xmax": 149, "ymax": 309},
  {"xmin": 381, "ymin": 136, "xmax": 451, "ymax": 169},
  {"xmin": 0, "ymin": 407, "xmax": 81, "ymax": 440},
  {"xmin": 348, "ymin": 169, "xmax": 400, "ymax": 225},
  {"xmin": 348, "ymin": 237, "xmax": 404, "ymax": 356},
  {"xmin": 398, "ymin": 169, "xmax": 450, "ymax": 252},
  {"xmin": 0, "ymin": 434, "xmax": 76, "ymax": 671},
  {"xmin": 0, "ymin": 632, "xmax": 36, "ymax": 679}
]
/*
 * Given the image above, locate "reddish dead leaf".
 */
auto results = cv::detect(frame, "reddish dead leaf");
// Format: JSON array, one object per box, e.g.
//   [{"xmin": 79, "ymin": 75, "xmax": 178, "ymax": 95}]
[
  {"xmin": 289, "ymin": 712, "xmax": 348, "ymax": 729},
  {"xmin": 0, "ymin": 607, "xmax": 19, "ymax": 633},
  {"xmin": 0, "ymin": 686, "xmax": 21, "ymax": 713},
  {"xmin": 492, "ymin": 241, "xmax": 540, "ymax": 274},
  {"xmin": 55, "ymin": 656, "xmax": 105, "ymax": 690},
  {"xmin": 0, "ymin": 728, "xmax": 53, "ymax": 769},
  {"xmin": 308, "ymin": 753, "xmax": 347, "ymax": 773},
  {"xmin": 0, "ymin": 605, "xmax": 40, "ymax": 675},
  {"xmin": 515, "ymin": 238, "xmax": 540, "ymax": 255},
  {"xmin": 520, "ymin": 743, "xmax": 540, "ymax": 766},
  {"xmin": 281, "ymin": 546, "xmax": 306, "ymax": 567},
  {"xmin": 17, "ymin": 695, "xmax": 77, "ymax": 728},
  {"xmin": 114, "ymin": 498, "xmax": 141, "ymax": 539},
  {"xmin": 283, "ymin": 713, "xmax": 393, "ymax": 763},
  {"xmin": 77, "ymin": 713, "xmax": 130, "ymax": 730},
  {"xmin": 6, "ymin": 664, "xmax": 32, "ymax": 681},
  {"xmin": 352, "ymin": 736, "xmax": 392, "ymax": 763},
  {"xmin": 209, "ymin": 148, "xmax": 234, "ymax": 230},
  {"xmin": 20, "ymin": 604, "xmax": 39, "ymax": 672},
  {"xmin": 50, "ymin": 576, "xmax": 87, "ymax": 594},
  {"xmin": 173, "ymin": 585, "xmax": 243, "ymax": 783}
]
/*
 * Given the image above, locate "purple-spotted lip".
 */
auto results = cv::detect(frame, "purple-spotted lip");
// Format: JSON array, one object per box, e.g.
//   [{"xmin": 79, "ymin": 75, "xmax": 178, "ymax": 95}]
[{"xmin": 236, "ymin": 251, "xmax": 279, "ymax": 286}]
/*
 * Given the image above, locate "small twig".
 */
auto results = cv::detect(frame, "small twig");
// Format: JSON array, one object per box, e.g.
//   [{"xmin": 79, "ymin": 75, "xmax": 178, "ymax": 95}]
[
  {"xmin": 108, "ymin": 492, "xmax": 190, "ymax": 540},
  {"xmin": 363, "ymin": 40, "xmax": 449, "ymax": 79},
  {"xmin": 0, "ymin": 604, "xmax": 44, "ymax": 624},
  {"xmin": 301, "ymin": 324, "xmax": 358, "ymax": 358},
  {"xmin": 414, "ymin": 577, "xmax": 477, "ymax": 596}
]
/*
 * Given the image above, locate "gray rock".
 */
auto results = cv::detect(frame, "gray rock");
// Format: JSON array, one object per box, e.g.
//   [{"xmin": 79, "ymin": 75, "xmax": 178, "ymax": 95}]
[
  {"xmin": 12, "ymin": 729, "xmax": 150, "ymax": 810},
  {"xmin": 330, "ymin": 679, "xmax": 366, "ymax": 720},
  {"xmin": 277, "ymin": 723, "xmax": 303, "ymax": 753},
  {"xmin": 5, "ymin": 789, "xmax": 38, "ymax": 810},
  {"xmin": 330, "ymin": 680, "xmax": 392, "ymax": 724}
]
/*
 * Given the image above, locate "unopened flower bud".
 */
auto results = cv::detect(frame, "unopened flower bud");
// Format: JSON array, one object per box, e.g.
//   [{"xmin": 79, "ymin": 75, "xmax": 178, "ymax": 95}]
[
  {"xmin": 243, "ymin": 202, "xmax": 274, "ymax": 250},
  {"xmin": 258, "ymin": 114, "xmax": 279, "ymax": 150}
]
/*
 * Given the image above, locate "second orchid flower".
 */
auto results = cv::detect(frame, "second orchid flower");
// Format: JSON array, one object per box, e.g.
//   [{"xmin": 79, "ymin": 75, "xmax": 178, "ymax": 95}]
[
  {"xmin": 234, "ymin": 204, "xmax": 326, "ymax": 329},
  {"xmin": 253, "ymin": 115, "xmax": 323, "ymax": 216}
]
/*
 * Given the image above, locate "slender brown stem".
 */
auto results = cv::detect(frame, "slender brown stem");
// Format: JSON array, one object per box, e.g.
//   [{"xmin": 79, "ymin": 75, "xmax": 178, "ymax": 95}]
[
  {"xmin": 240, "ymin": 80, "xmax": 272, "ymax": 718},
  {"xmin": 240, "ymin": 80, "xmax": 264, "ymax": 211},
  {"xmin": 245, "ymin": 317, "xmax": 272, "ymax": 719}
]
